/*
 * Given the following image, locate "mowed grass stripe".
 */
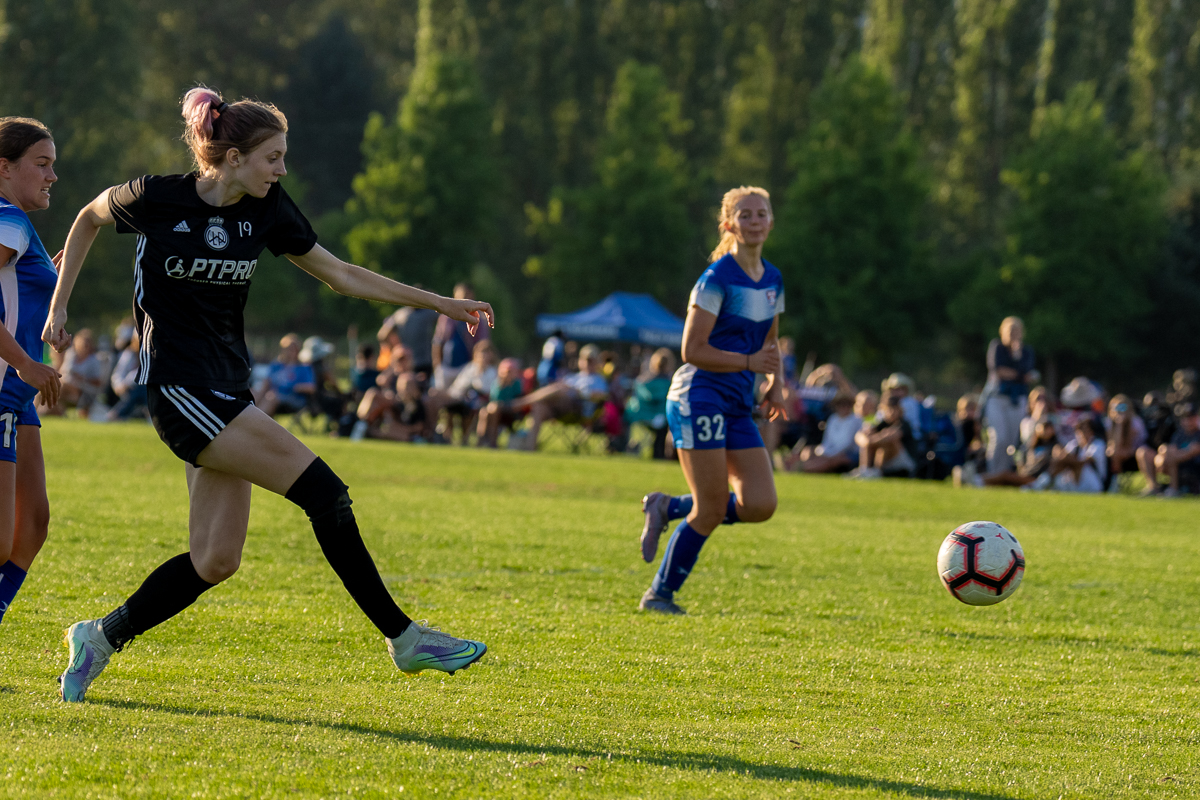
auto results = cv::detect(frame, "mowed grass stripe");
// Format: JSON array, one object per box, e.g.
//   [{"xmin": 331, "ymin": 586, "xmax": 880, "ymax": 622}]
[{"xmin": 2, "ymin": 418, "xmax": 1197, "ymax": 799}]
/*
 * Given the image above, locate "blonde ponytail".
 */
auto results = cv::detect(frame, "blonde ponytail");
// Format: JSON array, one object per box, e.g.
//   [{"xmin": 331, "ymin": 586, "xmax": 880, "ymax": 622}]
[{"xmin": 709, "ymin": 185, "xmax": 772, "ymax": 262}]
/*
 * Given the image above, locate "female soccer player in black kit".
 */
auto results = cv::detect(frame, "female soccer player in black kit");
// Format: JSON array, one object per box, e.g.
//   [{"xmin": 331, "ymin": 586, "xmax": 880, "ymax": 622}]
[{"xmin": 45, "ymin": 88, "xmax": 492, "ymax": 701}]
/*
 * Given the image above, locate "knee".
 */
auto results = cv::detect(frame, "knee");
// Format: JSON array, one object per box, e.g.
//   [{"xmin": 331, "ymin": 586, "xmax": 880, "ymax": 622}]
[
  {"xmin": 691, "ymin": 503, "xmax": 725, "ymax": 530},
  {"xmin": 195, "ymin": 551, "xmax": 240, "ymax": 584},
  {"xmin": 740, "ymin": 496, "xmax": 777, "ymax": 523}
]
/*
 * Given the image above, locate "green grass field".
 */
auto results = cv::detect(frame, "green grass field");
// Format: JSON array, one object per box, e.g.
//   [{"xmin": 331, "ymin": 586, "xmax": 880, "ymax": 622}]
[{"xmin": 3, "ymin": 418, "xmax": 1199, "ymax": 799}]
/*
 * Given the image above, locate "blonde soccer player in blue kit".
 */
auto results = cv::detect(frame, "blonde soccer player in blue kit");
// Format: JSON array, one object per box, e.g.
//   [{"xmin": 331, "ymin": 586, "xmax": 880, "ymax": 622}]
[{"xmin": 638, "ymin": 186, "xmax": 789, "ymax": 615}]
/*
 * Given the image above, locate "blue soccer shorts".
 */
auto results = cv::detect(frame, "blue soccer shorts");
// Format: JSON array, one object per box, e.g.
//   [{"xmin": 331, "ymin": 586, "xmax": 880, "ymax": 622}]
[
  {"xmin": 667, "ymin": 397, "xmax": 763, "ymax": 451},
  {"xmin": 0, "ymin": 405, "xmax": 40, "ymax": 464}
]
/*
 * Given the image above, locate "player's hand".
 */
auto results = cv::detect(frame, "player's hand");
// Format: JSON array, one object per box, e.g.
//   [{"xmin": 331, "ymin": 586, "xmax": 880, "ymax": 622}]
[
  {"xmin": 747, "ymin": 343, "xmax": 780, "ymax": 375},
  {"xmin": 761, "ymin": 381, "xmax": 790, "ymax": 422},
  {"xmin": 42, "ymin": 308, "xmax": 73, "ymax": 353},
  {"xmin": 18, "ymin": 358, "xmax": 62, "ymax": 408},
  {"xmin": 440, "ymin": 298, "xmax": 495, "ymax": 336}
]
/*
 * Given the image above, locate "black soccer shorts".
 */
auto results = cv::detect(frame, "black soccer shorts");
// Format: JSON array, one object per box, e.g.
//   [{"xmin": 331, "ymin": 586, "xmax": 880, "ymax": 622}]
[{"xmin": 147, "ymin": 384, "xmax": 255, "ymax": 466}]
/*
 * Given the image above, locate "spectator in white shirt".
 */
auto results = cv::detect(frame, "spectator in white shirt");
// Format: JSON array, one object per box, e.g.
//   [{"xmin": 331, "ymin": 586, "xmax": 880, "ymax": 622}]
[
  {"xmin": 1030, "ymin": 417, "xmax": 1107, "ymax": 492},
  {"xmin": 518, "ymin": 344, "xmax": 609, "ymax": 450},
  {"xmin": 786, "ymin": 391, "xmax": 859, "ymax": 473}
]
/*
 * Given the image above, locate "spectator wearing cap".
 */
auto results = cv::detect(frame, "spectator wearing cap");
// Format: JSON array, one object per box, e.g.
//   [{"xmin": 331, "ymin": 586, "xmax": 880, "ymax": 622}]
[
  {"xmin": 1106, "ymin": 394, "xmax": 1146, "ymax": 490},
  {"xmin": 983, "ymin": 317, "xmax": 1036, "ymax": 473},
  {"xmin": 300, "ymin": 335, "xmax": 344, "ymax": 422},
  {"xmin": 1136, "ymin": 402, "xmax": 1200, "ymax": 497},
  {"xmin": 881, "ymin": 372, "xmax": 923, "ymax": 442},
  {"xmin": 255, "ymin": 333, "xmax": 316, "ymax": 418},
  {"xmin": 1057, "ymin": 377, "xmax": 1102, "ymax": 445},
  {"xmin": 849, "ymin": 390, "xmax": 919, "ymax": 478},
  {"xmin": 786, "ymin": 390, "xmax": 859, "ymax": 473}
]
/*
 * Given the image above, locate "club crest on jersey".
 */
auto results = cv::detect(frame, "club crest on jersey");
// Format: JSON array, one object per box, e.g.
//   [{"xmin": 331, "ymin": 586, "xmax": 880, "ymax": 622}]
[
  {"xmin": 765, "ymin": 288, "xmax": 777, "ymax": 307},
  {"xmin": 205, "ymin": 217, "xmax": 229, "ymax": 251}
]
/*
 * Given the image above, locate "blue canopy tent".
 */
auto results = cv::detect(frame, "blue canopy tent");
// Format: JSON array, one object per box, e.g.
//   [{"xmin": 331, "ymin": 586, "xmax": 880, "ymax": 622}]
[{"xmin": 536, "ymin": 292, "xmax": 685, "ymax": 348}]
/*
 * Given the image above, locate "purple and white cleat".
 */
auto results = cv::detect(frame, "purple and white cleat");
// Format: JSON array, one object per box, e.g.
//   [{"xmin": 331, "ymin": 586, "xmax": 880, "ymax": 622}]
[
  {"xmin": 640, "ymin": 492, "xmax": 672, "ymax": 563},
  {"xmin": 59, "ymin": 619, "xmax": 115, "ymax": 702},
  {"xmin": 387, "ymin": 620, "xmax": 486, "ymax": 676}
]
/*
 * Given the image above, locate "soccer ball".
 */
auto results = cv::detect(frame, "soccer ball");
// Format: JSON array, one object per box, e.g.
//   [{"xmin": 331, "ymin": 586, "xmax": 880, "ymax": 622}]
[{"xmin": 937, "ymin": 521, "xmax": 1025, "ymax": 606}]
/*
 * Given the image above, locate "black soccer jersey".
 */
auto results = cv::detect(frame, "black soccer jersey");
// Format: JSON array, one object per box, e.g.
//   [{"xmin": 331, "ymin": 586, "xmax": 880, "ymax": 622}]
[{"xmin": 109, "ymin": 173, "xmax": 318, "ymax": 392}]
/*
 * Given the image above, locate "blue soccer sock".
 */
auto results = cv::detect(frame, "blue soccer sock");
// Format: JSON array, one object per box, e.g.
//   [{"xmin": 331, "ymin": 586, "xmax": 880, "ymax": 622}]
[
  {"xmin": 0, "ymin": 561, "xmax": 28, "ymax": 624},
  {"xmin": 666, "ymin": 494, "xmax": 693, "ymax": 520},
  {"xmin": 666, "ymin": 493, "xmax": 739, "ymax": 523},
  {"xmin": 651, "ymin": 522, "xmax": 709, "ymax": 599},
  {"xmin": 723, "ymin": 492, "xmax": 740, "ymax": 524}
]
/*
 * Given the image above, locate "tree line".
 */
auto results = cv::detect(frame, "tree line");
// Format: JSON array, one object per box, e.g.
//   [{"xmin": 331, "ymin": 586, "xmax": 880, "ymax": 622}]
[{"xmin": 2, "ymin": 0, "xmax": 1198, "ymax": 391}]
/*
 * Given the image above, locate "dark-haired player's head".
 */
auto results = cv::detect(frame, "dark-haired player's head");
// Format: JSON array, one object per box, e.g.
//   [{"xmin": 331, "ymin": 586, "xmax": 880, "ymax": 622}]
[
  {"xmin": 181, "ymin": 87, "xmax": 288, "ymax": 198},
  {"xmin": 0, "ymin": 117, "xmax": 56, "ymax": 212}
]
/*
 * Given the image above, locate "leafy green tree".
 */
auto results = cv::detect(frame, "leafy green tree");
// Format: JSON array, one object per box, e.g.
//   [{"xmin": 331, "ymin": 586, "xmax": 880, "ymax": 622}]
[
  {"xmin": 343, "ymin": 7, "xmax": 498, "ymax": 295},
  {"xmin": 951, "ymin": 84, "xmax": 1167, "ymax": 382},
  {"xmin": 769, "ymin": 56, "xmax": 930, "ymax": 367},
  {"xmin": 528, "ymin": 60, "xmax": 695, "ymax": 310}
]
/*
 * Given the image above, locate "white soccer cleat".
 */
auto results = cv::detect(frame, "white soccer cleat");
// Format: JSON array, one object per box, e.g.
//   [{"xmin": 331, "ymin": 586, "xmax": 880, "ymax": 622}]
[
  {"xmin": 640, "ymin": 492, "xmax": 672, "ymax": 563},
  {"xmin": 387, "ymin": 620, "xmax": 486, "ymax": 676},
  {"xmin": 59, "ymin": 619, "xmax": 115, "ymax": 702}
]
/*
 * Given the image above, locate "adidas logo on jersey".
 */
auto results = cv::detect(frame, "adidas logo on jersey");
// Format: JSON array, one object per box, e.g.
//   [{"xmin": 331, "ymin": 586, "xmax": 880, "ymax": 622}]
[{"xmin": 173, "ymin": 221, "xmax": 191, "ymax": 232}]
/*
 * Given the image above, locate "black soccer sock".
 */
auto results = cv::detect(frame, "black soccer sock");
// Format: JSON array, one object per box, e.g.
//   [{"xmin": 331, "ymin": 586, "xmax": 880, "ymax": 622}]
[
  {"xmin": 102, "ymin": 552, "xmax": 216, "ymax": 650},
  {"xmin": 285, "ymin": 458, "xmax": 411, "ymax": 639}
]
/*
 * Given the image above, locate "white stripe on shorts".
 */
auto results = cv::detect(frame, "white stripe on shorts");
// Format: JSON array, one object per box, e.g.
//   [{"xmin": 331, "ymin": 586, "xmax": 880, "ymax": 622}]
[{"xmin": 162, "ymin": 385, "xmax": 222, "ymax": 440}]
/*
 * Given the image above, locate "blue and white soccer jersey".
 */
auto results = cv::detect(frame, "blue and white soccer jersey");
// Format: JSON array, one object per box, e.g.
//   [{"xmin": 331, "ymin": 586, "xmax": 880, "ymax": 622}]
[
  {"xmin": 0, "ymin": 200, "xmax": 57, "ymax": 463},
  {"xmin": 667, "ymin": 254, "xmax": 785, "ymax": 451}
]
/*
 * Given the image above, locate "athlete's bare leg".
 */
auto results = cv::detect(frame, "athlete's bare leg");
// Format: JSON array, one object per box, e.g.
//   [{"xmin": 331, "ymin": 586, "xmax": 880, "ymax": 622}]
[
  {"xmin": 184, "ymin": 465, "xmax": 252, "ymax": 584},
  {"xmin": 195, "ymin": 405, "xmax": 317, "ymax": 494},
  {"xmin": 0, "ymin": 427, "xmax": 50, "ymax": 570},
  {"xmin": 678, "ymin": 448, "xmax": 729, "ymax": 535},
  {"xmin": 727, "ymin": 447, "xmax": 777, "ymax": 523}
]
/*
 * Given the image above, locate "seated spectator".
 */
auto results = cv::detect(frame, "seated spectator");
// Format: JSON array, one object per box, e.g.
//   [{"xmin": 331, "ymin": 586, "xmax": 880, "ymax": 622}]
[
  {"xmin": 107, "ymin": 330, "xmax": 147, "ymax": 421},
  {"xmin": 57, "ymin": 328, "xmax": 106, "ymax": 418},
  {"xmin": 518, "ymin": 343, "xmax": 609, "ymax": 450},
  {"xmin": 623, "ymin": 348, "xmax": 676, "ymax": 459},
  {"xmin": 432, "ymin": 282, "xmax": 488, "ymax": 390},
  {"xmin": 1018, "ymin": 386, "xmax": 1053, "ymax": 446},
  {"xmin": 786, "ymin": 390, "xmax": 859, "ymax": 473},
  {"xmin": 536, "ymin": 330, "xmax": 566, "ymax": 387},
  {"xmin": 383, "ymin": 299, "xmax": 438, "ymax": 380},
  {"xmin": 428, "ymin": 339, "xmax": 499, "ymax": 445},
  {"xmin": 255, "ymin": 333, "xmax": 316, "ymax": 417},
  {"xmin": 478, "ymin": 357, "xmax": 526, "ymax": 448},
  {"xmin": 1057, "ymin": 377, "xmax": 1102, "ymax": 444},
  {"xmin": 855, "ymin": 390, "xmax": 879, "ymax": 427},
  {"xmin": 1142, "ymin": 390, "xmax": 1177, "ymax": 452},
  {"xmin": 301, "ymin": 335, "xmax": 344, "ymax": 420},
  {"xmin": 350, "ymin": 343, "xmax": 381, "ymax": 399},
  {"xmin": 848, "ymin": 390, "xmax": 918, "ymax": 478},
  {"xmin": 972, "ymin": 417, "xmax": 1057, "ymax": 488},
  {"xmin": 1136, "ymin": 402, "xmax": 1200, "ymax": 497},
  {"xmin": 1030, "ymin": 417, "xmax": 1107, "ymax": 493},
  {"xmin": 100, "ymin": 318, "xmax": 136, "ymax": 409},
  {"xmin": 351, "ymin": 345, "xmax": 417, "ymax": 441},
  {"xmin": 881, "ymin": 372, "xmax": 923, "ymax": 441},
  {"xmin": 1166, "ymin": 368, "xmax": 1197, "ymax": 407},
  {"xmin": 1106, "ymin": 394, "xmax": 1146, "ymax": 490}
]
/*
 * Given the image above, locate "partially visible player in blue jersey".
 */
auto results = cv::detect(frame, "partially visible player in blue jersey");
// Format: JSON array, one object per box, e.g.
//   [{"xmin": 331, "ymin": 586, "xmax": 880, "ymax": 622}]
[
  {"xmin": 0, "ymin": 117, "xmax": 64, "ymax": 625},
  {"xmin": 637, "ymin": 186, "xmax": 788, "ymax": 614}
]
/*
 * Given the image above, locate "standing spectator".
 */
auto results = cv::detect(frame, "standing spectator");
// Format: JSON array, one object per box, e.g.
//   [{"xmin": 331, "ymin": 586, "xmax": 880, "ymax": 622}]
[
  {"xmin": 536, "ymin": 329, "xmax": 566, "ymax": 387},
  {"xmin": 107, "ymin": 330, "xmax": 147, "ymax": 420},
  {"xmin": 477, "ymin": 357, "xmax": 526, "ymax": 448},
  {"xmin": 432, "ymin": 282, "xmax": 489, "ymax": 390},
  {"xmin": 983, "ymin": 316, "xmax": 1036, "ymax": 473},
  {"xmin": 849, "ymin": 391, "xmax": 918, "ymax": 478},
  {"xmin": 254, "ymin": 333, "xmax": 315, "ymax": 418},
  {"xmin": 1106, "ymin": 394, "xmax": 1146, "ymax": 490},
  {"xmin": 382, "ymin": 300, "xmax": 438, "ymax": 381},
  {"xmin": 1136, "ymin": 403, "xmax": 1200, "ymax": 497},
  {"xmin": 624, "ymin": 348, "xmax": 676, "ymax": 459},
  {"xmin": 57, "ymin": 328, "xmax": 106, "ymax": 418}
]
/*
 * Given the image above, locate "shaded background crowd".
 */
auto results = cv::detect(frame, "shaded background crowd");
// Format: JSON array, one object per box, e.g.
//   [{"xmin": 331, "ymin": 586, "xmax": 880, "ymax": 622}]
[
  {"xmin": 7, "ymin": 0, "xmax": 1200, "ymax": 406},
  {"xmin": 41, "ymin": 305, "xmax": 1200, "ymax": 497}
]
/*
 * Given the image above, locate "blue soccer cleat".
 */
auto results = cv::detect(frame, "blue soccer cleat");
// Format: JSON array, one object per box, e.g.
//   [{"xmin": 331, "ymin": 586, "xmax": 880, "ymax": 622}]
[{"xmin": 387, "ymin": 620, "xmax": 486, "ymax": 676}]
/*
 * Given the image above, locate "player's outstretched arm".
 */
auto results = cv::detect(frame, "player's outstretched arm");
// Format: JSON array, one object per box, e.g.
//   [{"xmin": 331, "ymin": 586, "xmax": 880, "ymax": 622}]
[
  {"xmin": 288, "ymin": 244, "xmax": 494, "ymax": 335},
  {"xmin": 42, "ymin": 189, "xmax": 115, "ymax": 352}
]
